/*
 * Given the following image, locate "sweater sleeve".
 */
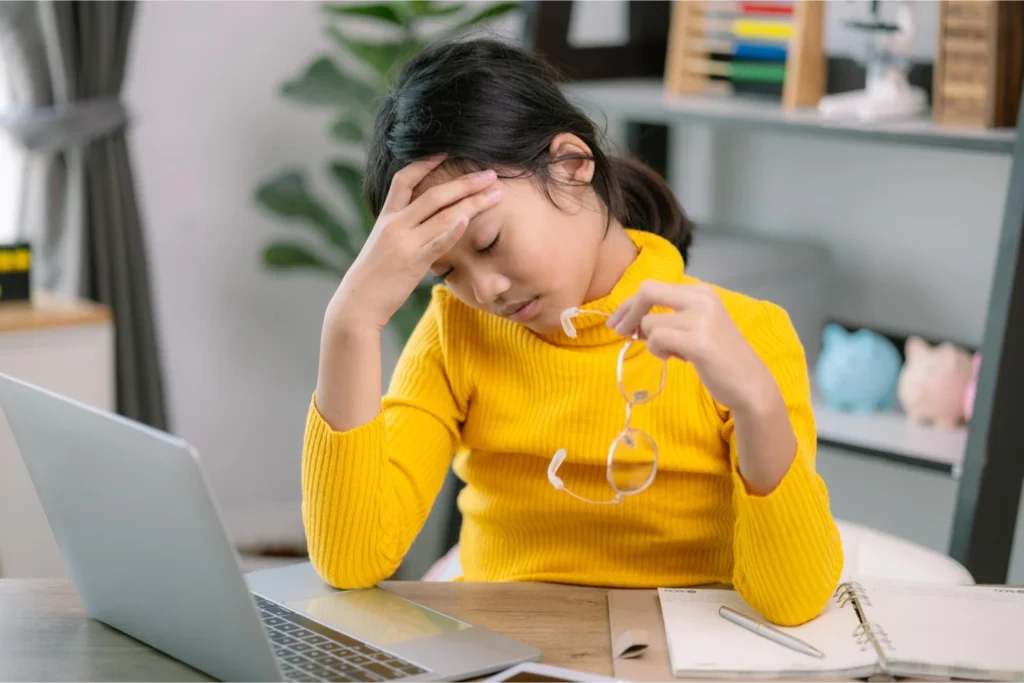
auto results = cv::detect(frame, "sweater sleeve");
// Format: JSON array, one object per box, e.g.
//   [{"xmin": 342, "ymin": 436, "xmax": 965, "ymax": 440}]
[
  {"xmin": 302, "ymin": 289, "xmax": 468, "ymax": 589},
  {"xmin": 724, "ymin": 301, "xmax": 844, "ymax": 626}
]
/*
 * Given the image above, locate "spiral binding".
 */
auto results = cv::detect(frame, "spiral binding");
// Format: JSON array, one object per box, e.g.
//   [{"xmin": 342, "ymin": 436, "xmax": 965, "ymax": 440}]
[
  {"xmin": 836, "ymin": 583, "xmax": 896, "ymax": 658},
  {"xmin": 853, "ymin": 623, "xmax": 895, "ymax": 653},
  {"xmin": 834, "ymin": 581, "xmax": 873, "ymax": 608}
]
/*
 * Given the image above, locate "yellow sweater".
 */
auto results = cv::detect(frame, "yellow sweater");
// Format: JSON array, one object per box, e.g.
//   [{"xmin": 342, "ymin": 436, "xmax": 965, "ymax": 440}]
[{"xmin": 302, "ymin": 229, "xmax": 844, "ymax": 626}]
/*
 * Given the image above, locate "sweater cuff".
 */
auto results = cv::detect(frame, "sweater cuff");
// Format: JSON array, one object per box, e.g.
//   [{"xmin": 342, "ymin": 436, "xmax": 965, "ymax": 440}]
[{"xmin": 302, "ymin": 395, "xmax": 398, "ymax": 575}]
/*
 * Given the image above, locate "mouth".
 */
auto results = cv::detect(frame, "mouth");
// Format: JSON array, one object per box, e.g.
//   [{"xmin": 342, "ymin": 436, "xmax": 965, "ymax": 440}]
[{"xmin": 501, "ymin": 297, "xmax": 540, "ymax": 323}]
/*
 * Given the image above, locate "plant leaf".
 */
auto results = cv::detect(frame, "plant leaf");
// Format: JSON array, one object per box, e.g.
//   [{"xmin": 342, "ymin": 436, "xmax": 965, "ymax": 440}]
[
  {"xmin": 406, "ymin": 1, "xmax": 465, "ymax": 18},
  {"xmin": 263, "ymin": 242, "xmax": 346, "ymax": 275},
  {"xmin": 330, "ymin": 115, "xmax": 364, "ymax": 142},
  {"xmin": 407, "ymin": 0, "xmax": 432, "ymax": 15},
  {"xmin": 329, "ymin": 160, "xmax": 375, "ymax": 232},
  {"xmin": 327, "ymin": 28, "xmax": 421, "ymax": 81},
  {"xmin": 447, "ymin": 1, "xmax": 521, "ymax": 33},
  {"xmin": 281, "ymin": 56, "xmax": 379, "ymax": 108},
  {"xmin": 255, "ymin": 170, "xmax": 358, "ymax": 259},
  {"xmin": 323, "ymin": 2, "xmax": 407, "ymax": 26}
]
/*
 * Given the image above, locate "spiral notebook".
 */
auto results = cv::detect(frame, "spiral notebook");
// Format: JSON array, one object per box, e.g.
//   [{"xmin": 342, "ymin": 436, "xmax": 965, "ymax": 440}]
[{"xmin": 658, "ymin": 580, "xmax": 1024, "ymax": 680}]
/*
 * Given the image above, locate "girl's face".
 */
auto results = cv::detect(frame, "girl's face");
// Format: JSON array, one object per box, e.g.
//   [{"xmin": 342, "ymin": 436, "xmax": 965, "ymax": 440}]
[{"xmin": 417, "ymin": 135, "xmax": 627, "ymax": 334}]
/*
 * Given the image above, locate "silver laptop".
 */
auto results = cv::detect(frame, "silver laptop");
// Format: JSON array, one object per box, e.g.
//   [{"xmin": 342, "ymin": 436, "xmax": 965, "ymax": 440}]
[{"xmin": 0, "ymin": 373, "xmax": 540, "ymax": 682}]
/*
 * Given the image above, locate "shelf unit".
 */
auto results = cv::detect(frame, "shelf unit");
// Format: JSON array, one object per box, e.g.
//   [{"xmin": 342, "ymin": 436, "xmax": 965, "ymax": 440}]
[
  {"xmin": 564, "ymin": 78, "xmax": 1017, "ymax": 154},
  {"xmin": 812, "ymin": 398, "xmax": 966, "ymax": 477},
  {"xmin": 567, "ymin": 77, "xmax": 1024, "ymax": 584}
]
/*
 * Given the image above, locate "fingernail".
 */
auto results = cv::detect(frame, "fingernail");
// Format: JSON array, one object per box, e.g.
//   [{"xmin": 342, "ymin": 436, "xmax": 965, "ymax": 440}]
[
  {"xmin": 451, "ymin": 215, "xmax": 467, "ymax": 230},
  {"xmin": 485, "ymin": 187, "xmax": 503, "ymax": 201},
  {"xmin": 478, "ymin": 169, "xmax": 497, "ymax": 181}
]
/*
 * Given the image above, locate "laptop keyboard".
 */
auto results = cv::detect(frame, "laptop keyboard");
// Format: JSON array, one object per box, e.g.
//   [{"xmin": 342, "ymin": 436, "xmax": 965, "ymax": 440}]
[{"xmin": 254, "ymin": 594, "xmax": 429, "ymax": 682}]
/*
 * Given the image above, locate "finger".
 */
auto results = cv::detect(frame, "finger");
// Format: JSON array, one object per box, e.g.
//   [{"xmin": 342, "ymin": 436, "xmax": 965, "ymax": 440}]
[
  {"xmin": 416, "ymin": 184, "xmax": 503, "ymax": 247},
  {"xmin": 606, "ymin": 299, "xmax": 632, "ymax": 330},
  {"xmin": 422, "ymin": 213, "xmax": 471, "ymax": 258},
  {"xmin": 645, "ymin": 326, "xmax": 692, "ymax": 361},
  {"xmin": 640, "ymin": 311, "xmax": 691, "ymax": 341},
  {"xmin": 613, "ymin": 282, "xmax": 711, "ymax": 336},
  {"xmin": 381, "ymin": 154, "xmax": 448, "ymax": 215},
  {"xmin": 402, "ymin": 169, "xmax": 498, "ymax": 226}
]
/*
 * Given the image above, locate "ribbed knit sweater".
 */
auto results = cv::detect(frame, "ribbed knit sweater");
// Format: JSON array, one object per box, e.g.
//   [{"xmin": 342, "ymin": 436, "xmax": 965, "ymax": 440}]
[{"xmin": 302, "ymin": 229, "xmax": 844, "ymax": 626}]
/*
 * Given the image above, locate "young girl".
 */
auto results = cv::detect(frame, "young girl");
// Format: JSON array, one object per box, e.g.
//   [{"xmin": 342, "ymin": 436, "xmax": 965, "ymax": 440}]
[{"xmin": 304, "ymin": 38, "xmax": 843, "ymax": 627}]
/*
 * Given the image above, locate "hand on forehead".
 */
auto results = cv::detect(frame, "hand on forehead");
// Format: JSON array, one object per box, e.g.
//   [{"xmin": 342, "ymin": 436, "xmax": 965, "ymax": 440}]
[{"xmin": 410, "ymin": 163, "xmax": 474, "ymax": 201}]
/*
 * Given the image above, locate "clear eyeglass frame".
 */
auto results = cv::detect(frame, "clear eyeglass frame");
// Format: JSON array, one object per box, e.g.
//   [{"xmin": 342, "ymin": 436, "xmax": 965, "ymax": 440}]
[{"xmin": 547, "ymin": 307, "xmax": 668, "ymax": 505}]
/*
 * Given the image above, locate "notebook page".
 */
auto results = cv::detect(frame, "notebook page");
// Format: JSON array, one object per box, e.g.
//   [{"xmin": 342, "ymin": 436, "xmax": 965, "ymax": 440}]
[
  {"xmin": 859, "ymin": 581, "xmax": 1024, "ymax": 679},
  {"xmin": 657, "ymin": 588, "xmax": 873, "ymax": 679}
]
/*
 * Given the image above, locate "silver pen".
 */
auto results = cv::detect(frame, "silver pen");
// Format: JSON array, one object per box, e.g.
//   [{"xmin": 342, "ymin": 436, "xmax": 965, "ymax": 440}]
[{"xmin": 719, "ymin": 606, "xmax": 824, "ymax": 658}]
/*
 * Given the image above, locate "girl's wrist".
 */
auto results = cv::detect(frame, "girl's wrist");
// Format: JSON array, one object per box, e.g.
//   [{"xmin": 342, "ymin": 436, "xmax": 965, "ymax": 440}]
[{"xmin": 730, "ymin": 367, "xmax": 782, "ymax": 421}]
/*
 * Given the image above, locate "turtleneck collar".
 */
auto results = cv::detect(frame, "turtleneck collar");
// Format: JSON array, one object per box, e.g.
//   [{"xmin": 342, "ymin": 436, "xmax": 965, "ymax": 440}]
[{"xmin": 537, "ymin": 228, "xmax": 684, "ymax": 348}]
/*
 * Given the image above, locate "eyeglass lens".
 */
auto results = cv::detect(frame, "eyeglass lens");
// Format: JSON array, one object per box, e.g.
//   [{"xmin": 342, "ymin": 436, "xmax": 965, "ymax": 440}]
[{"xmin": 610, "ymin": 428, "xmax": 657, "ymax": 493}]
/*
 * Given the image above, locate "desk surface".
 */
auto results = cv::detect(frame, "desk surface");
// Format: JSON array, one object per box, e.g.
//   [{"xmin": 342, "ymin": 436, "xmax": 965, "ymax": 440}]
[
  {"xmin": 0, "ymin": 292, "xmax": 112, "ymax": 333},
  {"xmin": 6, "ymin": 577, "xmax": 1021, "ymax": 682},
  {"xmin": 0, "ymin": 579, "xmax": 612, "ymax": 681}
]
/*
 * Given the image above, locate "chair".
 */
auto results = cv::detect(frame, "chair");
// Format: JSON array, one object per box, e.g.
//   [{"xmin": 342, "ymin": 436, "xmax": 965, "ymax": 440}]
[{"xmin": 422, "ymin": 519, "xmax": 975, "ymax": 585}]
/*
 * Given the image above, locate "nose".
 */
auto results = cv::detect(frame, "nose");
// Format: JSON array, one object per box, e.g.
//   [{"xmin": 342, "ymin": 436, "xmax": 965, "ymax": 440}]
[{"xmin": 470, "ymin": 269, "xmax": 510, "ymax": 306}]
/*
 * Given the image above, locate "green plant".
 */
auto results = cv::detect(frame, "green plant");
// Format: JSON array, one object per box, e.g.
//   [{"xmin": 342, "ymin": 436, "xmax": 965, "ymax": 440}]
[{"xmin": 254, "ymin": 1, "xmax": 523, "ymax": 342}]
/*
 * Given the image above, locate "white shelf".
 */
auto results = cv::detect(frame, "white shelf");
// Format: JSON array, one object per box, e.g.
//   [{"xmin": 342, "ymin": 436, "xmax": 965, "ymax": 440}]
[
  {"xmin": 563, "ymin": 79, "xmax": 1017, "ymax": 155},
  {"xmin": 812, "ymin": 396, "xmax": 967, "ymax": 477}
]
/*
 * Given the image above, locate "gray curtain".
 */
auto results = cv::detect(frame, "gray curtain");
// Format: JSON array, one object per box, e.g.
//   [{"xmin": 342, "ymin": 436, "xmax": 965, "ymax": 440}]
[{"xmin": 0, "ymin": 1, "xmax": 167, "ymax": 430}]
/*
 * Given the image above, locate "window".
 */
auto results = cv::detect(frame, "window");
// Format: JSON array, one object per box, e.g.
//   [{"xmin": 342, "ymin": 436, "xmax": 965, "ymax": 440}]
[{"xmin": 0, "ymin": 45, "xmax": 24, "ymax": 245}]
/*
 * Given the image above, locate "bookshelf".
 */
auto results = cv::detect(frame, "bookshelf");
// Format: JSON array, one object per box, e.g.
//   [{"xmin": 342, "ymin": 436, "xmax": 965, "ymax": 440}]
[{"xmin": 563, "ymin": 78, "xmax": 1017, "ymax": 155}]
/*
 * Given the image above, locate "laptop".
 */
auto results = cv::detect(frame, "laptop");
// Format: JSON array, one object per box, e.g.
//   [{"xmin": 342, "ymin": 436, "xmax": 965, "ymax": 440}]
[{"xmin": 0, "ymin": 373, "xmax": 540, "ymax": 682}]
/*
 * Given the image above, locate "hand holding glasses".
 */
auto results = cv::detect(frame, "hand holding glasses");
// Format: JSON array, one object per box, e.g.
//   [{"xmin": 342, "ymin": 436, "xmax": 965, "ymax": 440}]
[{"xmin": 547, "ymin": 307, "xmax": 668, "ymax": 505}]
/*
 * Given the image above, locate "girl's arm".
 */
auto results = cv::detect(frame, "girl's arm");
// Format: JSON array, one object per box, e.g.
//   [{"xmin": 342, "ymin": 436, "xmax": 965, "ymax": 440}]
[
  {"xmin": 724, "ymin": 302, "xmax": 844, "ymax": 627},
  {"xmin": 608, "ymin": 282, "xmax": 843, "ymax": 626},
  {"xmin": 303, "ymin": 291, "xmax": 468, "ymax": 589}
]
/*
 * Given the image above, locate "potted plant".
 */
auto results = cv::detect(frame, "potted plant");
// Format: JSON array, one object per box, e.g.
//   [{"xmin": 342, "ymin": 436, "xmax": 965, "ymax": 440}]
[{"xmin": 253, "ymin": 1, "xmax": 522, "ymax": 343}]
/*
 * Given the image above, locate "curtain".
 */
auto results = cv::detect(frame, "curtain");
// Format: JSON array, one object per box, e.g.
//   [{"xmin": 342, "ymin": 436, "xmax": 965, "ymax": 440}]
[{"xmin": 0, "ymin": 1, "xmax": 167, "ymax": 430}]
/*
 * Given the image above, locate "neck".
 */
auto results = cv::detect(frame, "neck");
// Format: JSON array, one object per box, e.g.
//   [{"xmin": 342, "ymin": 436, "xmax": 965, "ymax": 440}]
[{"xmin": 582, "ymin": 221, "xmax": 638, "ymax": 304}]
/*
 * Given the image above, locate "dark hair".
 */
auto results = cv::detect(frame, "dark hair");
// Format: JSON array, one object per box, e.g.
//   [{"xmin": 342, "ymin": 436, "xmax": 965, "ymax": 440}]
[{"xmin": 364, "ymin": 38, "xmax": 693, "ymax": 262}]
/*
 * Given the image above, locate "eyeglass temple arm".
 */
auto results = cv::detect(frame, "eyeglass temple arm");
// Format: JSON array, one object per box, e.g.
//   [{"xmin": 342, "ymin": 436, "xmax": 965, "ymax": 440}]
[
  {"xmin": 559, "ymin": 307, "xmax": 609, "ymax": 338},
  {"xmin": 548, "ymin": 448, "xmax": 622, "ymax": 505},
  {"xmin": 547, "ymin": 448, "xmax": 568, "ymax": 488}
]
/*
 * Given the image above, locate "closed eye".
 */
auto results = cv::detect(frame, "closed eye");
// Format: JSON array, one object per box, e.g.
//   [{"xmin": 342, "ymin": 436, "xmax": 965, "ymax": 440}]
[
  {"xmin": 477, "ymin": 231, "xmax": 501, "ymax": 254},
  {"xmin": 435, "ymin": 231, "xmax": 501, "ymax": 282}
]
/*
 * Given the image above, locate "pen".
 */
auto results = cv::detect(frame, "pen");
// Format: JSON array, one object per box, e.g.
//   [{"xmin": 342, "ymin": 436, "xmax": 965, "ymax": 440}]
[{"xmin": 718, "ymin": 606, "xmax": 824, "ymax": 659}]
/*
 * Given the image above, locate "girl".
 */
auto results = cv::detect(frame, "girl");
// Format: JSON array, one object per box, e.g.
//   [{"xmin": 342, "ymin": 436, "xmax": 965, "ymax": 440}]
[{"xmin": 304, "ymin": 38, "xmax": 843, "ymax": 627}]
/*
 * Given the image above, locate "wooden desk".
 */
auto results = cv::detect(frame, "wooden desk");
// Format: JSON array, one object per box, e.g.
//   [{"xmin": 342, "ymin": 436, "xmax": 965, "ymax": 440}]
[
  {"xmin": 0, "ymin": 579, "xmax": 612, "ymax": 681},
  {"xmin": 4, "ymin": 577, "xmax": 1021, "ymax": 682}
]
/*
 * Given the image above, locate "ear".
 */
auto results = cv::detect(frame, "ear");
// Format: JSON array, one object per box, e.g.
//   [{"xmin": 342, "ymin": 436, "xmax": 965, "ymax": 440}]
[
  {"xmin": 547, "ymin": 133, "xmax": 595, "ymax": 188},
  {"xmin": 905, "ymin": 336, "xmax": 929, "ymax": 361}
]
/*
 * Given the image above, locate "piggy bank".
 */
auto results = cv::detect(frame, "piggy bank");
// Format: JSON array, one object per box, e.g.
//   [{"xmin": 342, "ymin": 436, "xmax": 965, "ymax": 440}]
[
  {"xmin": 815, "ymin": 323, "xmax": 902, "ymax": 413},
  {"xmin": 964, "ymin": 352, "xmax": 981, "ymax": 422},
  {"xmin": 897, "ymin": 336, "xmax": 974, "ymax": 428}
]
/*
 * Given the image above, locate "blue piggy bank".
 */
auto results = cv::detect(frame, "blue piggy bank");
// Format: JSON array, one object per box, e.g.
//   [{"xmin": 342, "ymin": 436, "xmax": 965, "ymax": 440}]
[{"xmin": 815, "ymin": 323, "xmax": 901, "ymax": 413}]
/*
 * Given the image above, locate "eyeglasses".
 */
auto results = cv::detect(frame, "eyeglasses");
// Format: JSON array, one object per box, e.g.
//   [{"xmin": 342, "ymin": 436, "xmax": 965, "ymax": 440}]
[{"xmin": 547, "ymin": 307, "xmax": 668, "ymax": 505}]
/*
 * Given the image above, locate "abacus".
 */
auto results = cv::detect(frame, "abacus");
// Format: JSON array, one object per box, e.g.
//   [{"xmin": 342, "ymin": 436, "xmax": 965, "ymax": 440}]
[{"xmin": 664, "ymin": 1, "xmax": 825, "ymax": 109}]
